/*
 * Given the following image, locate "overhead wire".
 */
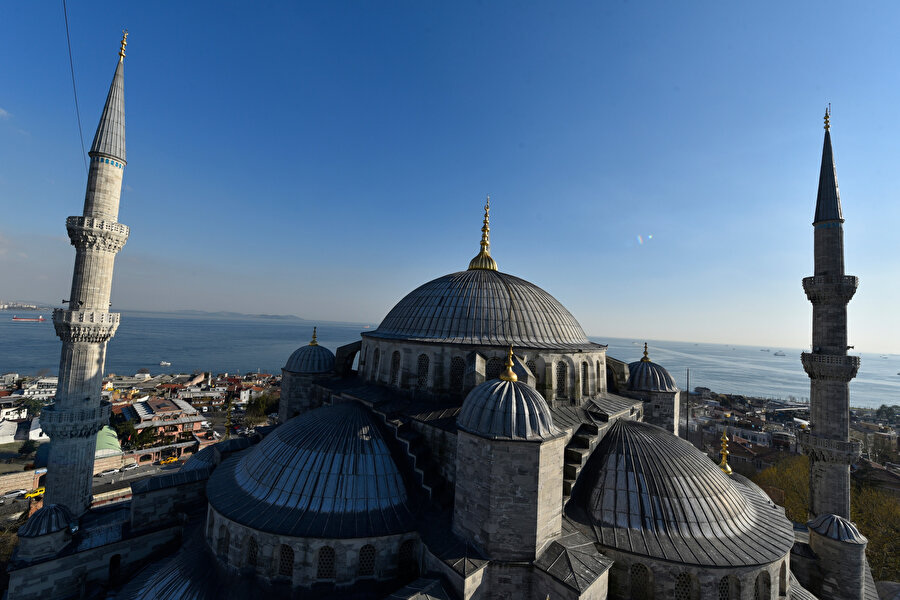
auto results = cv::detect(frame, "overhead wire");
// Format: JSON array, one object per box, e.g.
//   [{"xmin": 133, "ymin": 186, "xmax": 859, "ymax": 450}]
[{"xmin": 62, "ymin": 0, "xmax": 88, "ymax": 174}]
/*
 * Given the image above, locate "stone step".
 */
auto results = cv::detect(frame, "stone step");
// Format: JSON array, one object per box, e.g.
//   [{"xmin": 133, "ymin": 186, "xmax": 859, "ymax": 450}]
[{"xmin": 565, "ymin": 446, "xmax": 590, "ymax": 465}]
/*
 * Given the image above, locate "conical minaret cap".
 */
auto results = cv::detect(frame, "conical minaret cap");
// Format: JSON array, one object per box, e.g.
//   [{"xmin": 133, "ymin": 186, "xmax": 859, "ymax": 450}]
[
  {"xmin": 813, "ymin": 106, "xmax": 841, "ymax": 225},
  {"xmin": 90, "ymin": 32, "xmax": 127, "ymax": 163}
]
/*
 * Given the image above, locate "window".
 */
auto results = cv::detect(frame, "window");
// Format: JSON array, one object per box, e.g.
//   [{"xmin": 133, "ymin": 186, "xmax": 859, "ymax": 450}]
[
  {"xmin": 779, "ymin": 562, "xmax": 787, "ymax": 595},
  {"xmin": 317, "ymin": 546, "xmax": 336, "ymax": 579},
  {"xmin": 486, "ymin": 357, "xmax": 504, "ymax": 380},
  {"xmin": 582, "ymin": 362, "xmax": 590, "ymax": 395},
  {"xmin": 278, "ymin": 544, "xmax": 294, "ymax": 577},
  {"xmin": 630, "ymin": 563, "xmax": 653, "ymax": 600},
  {"xmin": 358, "ymin": 544, "xmax": 376, "ymax": 577},
  {"xmin": 674, "ymin": 573, "xmax": 698, "ymax": 600},
  {"xmin": 754, "ymin": 571, "xmax": 770, "ymax": 600},
  {"xmin": 526, "ymin": 360, "xmax": 538, "ymax": 383},
  {"xmin": 556, "ymin": 362, "xmax": 568, "ymax": 398},
  {"xmin": 450, "ymin": 357, "xmax": 465, "ymax": 392},
  {"xmin": 390, "ymin": 352, "xmax": 401, "ymax": 387},
  {"xmin": 398, "ymin": 539, "xmax": 417, "ymax": 577},
  {"xmin": 217, "ymin": 526, "xmax": 229, "ymax": 557},
  {"xmin": 416, "ymin": 354, "xmax": 429, "ymax": 388},
  {"xmin": 247, "ymin": 537, "xmax": 258, "ymax": 567},
  {"xmin": 206, "ymin": 514, "xmax": 214, "ymax": 540},
  {"xmin": 719, "ymin": 575, "xmax": 740, "ymax": 600},
  {"xmin": 372, "ymin": 348, "xmax": 380, "ymax": 380}
]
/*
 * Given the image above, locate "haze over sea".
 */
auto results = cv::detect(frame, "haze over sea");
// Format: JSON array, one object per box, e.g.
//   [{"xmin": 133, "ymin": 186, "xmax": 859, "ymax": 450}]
[{"xmin": 2, "ymin": 310, "xmax": 898, "ymax": 409}]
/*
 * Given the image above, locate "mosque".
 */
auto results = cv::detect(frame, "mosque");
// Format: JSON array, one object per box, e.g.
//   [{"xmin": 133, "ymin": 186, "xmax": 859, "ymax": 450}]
[{"xmin": 6, "ymin": 36, "xmax": 894, "ymax": 600}]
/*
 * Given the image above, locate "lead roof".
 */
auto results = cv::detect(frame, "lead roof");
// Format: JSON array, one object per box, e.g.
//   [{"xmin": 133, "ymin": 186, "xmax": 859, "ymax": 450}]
[
  {"xmin": 457, "ymin": 378, "xmax": 558, "ymax": 441},
  {"xmin": 814, "ymin": 129, "xmax": 842, "ymax": 224},
  {"xmin": 90, "ymin": 59, "xmax": 126, "ymax": 162}
]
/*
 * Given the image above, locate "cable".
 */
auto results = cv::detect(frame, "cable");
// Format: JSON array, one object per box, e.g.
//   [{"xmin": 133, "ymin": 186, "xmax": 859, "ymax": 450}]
[{"xmin": 62, "ymin": 0, "xmax": 88, "ymax": 174}]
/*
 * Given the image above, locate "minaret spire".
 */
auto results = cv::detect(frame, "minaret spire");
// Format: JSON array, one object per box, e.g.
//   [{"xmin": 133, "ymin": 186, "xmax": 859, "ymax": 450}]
[
  {"xmin": 799, "ymin": 112, "xmax": 861, "ymax": 520},
  {"xmin": 43, "ymin": 36, "xmax": 131, "ymax": 517},
  {"xmin": 468, "ymin": 196, "xmax": 498, "ymax": 271},
  {"xmin": 718, "ymin": 427, "xmax": 732, "ymax": 475}
]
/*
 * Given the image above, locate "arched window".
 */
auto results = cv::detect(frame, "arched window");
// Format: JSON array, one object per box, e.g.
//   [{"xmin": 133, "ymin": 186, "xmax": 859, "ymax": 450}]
[
  {"xmin": 278, "ymin": 544, "xmax": 294, "ymax": 577},
  {"xmin": 630, "ymin": 563, "xmax": 653, "ymax": 600},
  {"xmin": 779, "ymin": 562, "xmax": 787, "ymax": 595},
  {"xmin": 674, "ymin": 572, "xmax": 699, "ymax": 600},
  {"xmin": 372, "ymin": 348, "xmax": 380, "ymax": 381},
  {"xmin": 582, "ymin": 362, "xmax": 590, "ymax": 395},
  {"xmin": 390, "ymin": 351, "xmax": 401, "ymax": 387},
  {"xmin": 486, "ymin": 357, "xmax": 504, "ymax": 380},
  {"xmin": 247, "ymin": 537, "xmax": 258, "ymax": 567},
  {"xmin": 416, "ymin": 354, "xmax": 429, "ymax": 388},
  {"xmin": 358, "ymin": 544, "xmax": 376, "ymax": 577},
  {"xmin": 754, "ymin": 571, "xmax": 770, "ymax": 600},
  {"xmin": 398, "ymin": 539, "xmax": 417, "ymax": 578},
  {"xmin": 217, "ymin": 526, "xmax": 229, "ymax": 557},
  {"xmin": 450, "ymin": 357, "xmax": 465, "ymax": 392},
  {"xmin": 556, "ymin": 362, "xmax": 568, "ymax": 398},
  {"xmin": 719, "ymin": 575, "xmax": 740, "ymax": 600},
  {"xmin": 526, "ymin": 360, "xmax": 538, "ymax": 383},
  {"xmin": 317, "ymin": 546, "xmax": 336, "ymax": 579},
  {"xmin": 206, "ymin": 514, "xmax": 214, "ymax": 540}
]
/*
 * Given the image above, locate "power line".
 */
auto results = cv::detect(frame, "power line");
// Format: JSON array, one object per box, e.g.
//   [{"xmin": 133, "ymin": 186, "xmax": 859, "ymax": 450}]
[{"xmin": 62, "ymin": 0, "xmax": 88, "ymax": 174}]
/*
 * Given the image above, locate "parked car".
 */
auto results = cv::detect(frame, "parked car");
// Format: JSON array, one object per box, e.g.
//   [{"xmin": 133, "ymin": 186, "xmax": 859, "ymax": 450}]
[
  {"xmin": 2, "ymin": 489, "xmax": 26, "ymax": 499},
  {"xmin": 24, "ymin": 487, "xmax": 44, "ymax": 499},
  {"xmin": 160, "ymin": 456, "xmax": 178, "ymax": 465},
  {"xmin": 95, "ymin": 468, "xmax": 120, "ymax": 477},
  {"xmin": 123, "ymin": 463, "xmax": 139, "ymax": 471}
]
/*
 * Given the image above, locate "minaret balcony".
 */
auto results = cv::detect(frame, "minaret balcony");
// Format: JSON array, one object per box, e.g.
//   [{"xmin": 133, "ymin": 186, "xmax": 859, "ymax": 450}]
[
  {"xmin": 802, "ymin": 275, "xmax": 858, "ymax": 305},
  {"xmin": 66, "ymin": 216, "xmax": 129, "ymax": 253},
  {"xmin": 798, "ymin": 431, "xmax": 861, "ymax": 464},
  {"xmin": 39, "ymin": 401, "xmax": 111, "ymax": 439},
  {"xmin": 800, "ymin": 352, "xmax": 860, "ymax": 382},
  {"xmin": 52, "ymin": 309, "xmax": 120, "ymax": 344}
]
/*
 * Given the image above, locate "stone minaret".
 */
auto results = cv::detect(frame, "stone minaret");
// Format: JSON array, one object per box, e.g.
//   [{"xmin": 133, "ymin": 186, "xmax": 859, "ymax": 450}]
[
  {"xmin": 799, "ymin": 109, "xmax": 861, "ymax": 520},
  {"xmin": 41, "ymin": 33, "xmax": 130, "ymax": 517}
]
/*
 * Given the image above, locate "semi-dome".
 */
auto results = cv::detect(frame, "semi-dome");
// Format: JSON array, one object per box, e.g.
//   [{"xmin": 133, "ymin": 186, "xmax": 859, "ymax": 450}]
[
  {"xmin": 19, "ymin": 504, "xmax": 73, "ymax": 538},
  {"xmin": 627, "ymin": 344, "xmax": 678, "ymax": 393},
  {"xmin": 207, "ymin": 402, "xmax": 413, "ymax": 539},
  {"xmin": 457, "ymin": 351, "xmax": 558, "ymax": 441},
  {"xmin": 809, "ymin": 513, "xmax": 867, "ymax": 544},
  {"xmin": 571, "ymin": 419, "xmax": 794, "ymax": 566},
  {"xmin": 284, "ymin": 327, "xmax": 335, "ymax": 374}
]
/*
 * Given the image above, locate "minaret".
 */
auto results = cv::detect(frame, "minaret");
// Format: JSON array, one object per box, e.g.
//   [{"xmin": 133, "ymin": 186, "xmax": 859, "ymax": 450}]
[
  {"xmin": 799, "ymin": 108, "xmax": 861, "ymax": 520},
  {"xmin": 42, "ymin": 33, "xmax": 130, "ymax": 517}
]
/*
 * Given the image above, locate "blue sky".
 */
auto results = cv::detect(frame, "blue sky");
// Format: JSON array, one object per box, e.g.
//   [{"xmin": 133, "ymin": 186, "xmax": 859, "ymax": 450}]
[{"xmin": 2, "ymin": 2, "xmax": 899, "ymax": 352}]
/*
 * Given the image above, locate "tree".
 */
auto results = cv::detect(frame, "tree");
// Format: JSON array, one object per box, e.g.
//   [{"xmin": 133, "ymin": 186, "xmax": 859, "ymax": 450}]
[
  {"xmin": 22, "ymin": 398, "xmax": 43, "ymax": 420},
  {"xmin": 17, "ymin": 440, "xmax": 37, "ymax": 456}
]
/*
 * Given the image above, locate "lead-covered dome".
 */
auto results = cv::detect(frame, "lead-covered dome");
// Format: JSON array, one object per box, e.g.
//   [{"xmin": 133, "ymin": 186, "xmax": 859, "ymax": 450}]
[
  {"xmin": 284, "ymin": 327, "xmax": 335, "ymax": 374},
  {"xmin": 627, "ymin": 344, "xmax": 677, "ymax": 393},
  {"xmin": 207, "ymin": 402, "xmax": 413, "ymax": 538},
  {"xmin": 19, "ymin": 504, "xmax": 72, "ymax": 538},
  {"xmin": 458, "ymin": 378, "xmax": 558, "ymax": 441},
  {"xmin": 366, "ymin": 269, "xmax": 593, "ymax": 350},
  {"xmin": 571, "ymin": 419, "xmax": 793, "ymax": 566}
]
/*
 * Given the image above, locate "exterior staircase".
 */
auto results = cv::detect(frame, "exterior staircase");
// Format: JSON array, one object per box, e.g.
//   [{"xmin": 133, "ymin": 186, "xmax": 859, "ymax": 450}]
[{"xmin": 562, "ymin": 422, "xmax": 601, "ymax": 499}]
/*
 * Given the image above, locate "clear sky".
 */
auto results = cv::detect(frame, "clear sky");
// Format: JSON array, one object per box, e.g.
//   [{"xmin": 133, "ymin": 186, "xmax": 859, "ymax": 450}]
[{"xmin": 2, "ymin": 2, "xmax": 899, "ymax": 353}]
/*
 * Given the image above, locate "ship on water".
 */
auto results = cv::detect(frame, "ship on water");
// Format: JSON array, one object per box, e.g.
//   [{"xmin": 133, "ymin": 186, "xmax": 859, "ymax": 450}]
[{"xmin": 11, "ymin": 315, "xmax": 46, "ymax": 322}]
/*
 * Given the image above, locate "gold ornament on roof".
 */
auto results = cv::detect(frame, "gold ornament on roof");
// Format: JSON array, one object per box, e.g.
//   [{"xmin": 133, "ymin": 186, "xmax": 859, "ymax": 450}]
[
  {"xmin": 499, "ymin": 346, "xmax": 518, "ymax": 382},
  {"xmin": 310, "ymin": 327, "xmax": 318, "ymax": 346},
  {"xmin": 719, "ymin": 427, "xmax": 732, "ymax": 475},
  {"xmin": 119, "ymin": 30, "xmax": 128, "ymax": 61},
  {"xmin": 641, "ymin": 342, "xmax": 651, "ymax": 362},
  {"xmin": 468, "ymin": 196, "xmax": 498, "ymax": 271},
  {"xmin": 824, "ymin": 104, "xmax": 831, "ymax": 131}
]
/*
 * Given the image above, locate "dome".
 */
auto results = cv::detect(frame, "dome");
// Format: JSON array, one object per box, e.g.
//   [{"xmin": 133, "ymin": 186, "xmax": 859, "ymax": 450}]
[
  {"xmin": 571, "ymin": 419, "xmax": 794, "ymax": 566},
  {"xmin": 19, "ymin": 504, "xmax": 73, "ymax": 538},
  {"xmin": 366, "ymin": 269, "xmax": 594, "ymax": 350},
  {"xmin": 207, "ymin": 402, "xmax": 413, "ymax": 539},
  {"xmin": 458, "ymin": 378, "xmax": 558, "ymax": 441},
  {"xmin": 284, "ymin": 327, "xmax": 335, "ymax": 374},
  {"xmin": 809, "ymin": 513, "xmax": 867, "ymax": 544},
  {"xmin": 627, "ymin": 344, "xmax": 677, "ymax": 393}
]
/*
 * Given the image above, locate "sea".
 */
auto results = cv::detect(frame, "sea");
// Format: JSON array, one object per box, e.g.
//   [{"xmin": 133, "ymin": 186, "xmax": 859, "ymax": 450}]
[{"xmin": 1, "ymin": 309, "xmax": 898, "ymax": 409}]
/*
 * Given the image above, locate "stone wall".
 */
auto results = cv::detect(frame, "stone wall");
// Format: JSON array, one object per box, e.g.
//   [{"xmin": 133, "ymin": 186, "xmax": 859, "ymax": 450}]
[
  {"xmin": 130, "ymin": 475, "xmax": 208, "ymax": 532},
  {"xmin": 409, "ymin": 419, "xmax": 457, "ymax": 483},
  {"xmin": 422, "ymin": 544, "xmax": 487, "ymax": 600},
  {"xmin": 0, "ymin": 469, "xmax": 42, "ymax": 495}
]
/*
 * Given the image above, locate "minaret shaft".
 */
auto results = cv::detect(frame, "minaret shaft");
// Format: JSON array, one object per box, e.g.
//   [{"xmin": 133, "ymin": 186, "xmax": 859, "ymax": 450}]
[{"xmin": 43, "ymin": 41, "xmax": 129, "ymax": 517}]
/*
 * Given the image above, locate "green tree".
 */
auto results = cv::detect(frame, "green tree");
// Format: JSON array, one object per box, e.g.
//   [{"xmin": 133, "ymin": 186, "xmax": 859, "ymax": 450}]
[{"xmin": 17, "ymin": 440, "xmax": 37, "ymax": 456}]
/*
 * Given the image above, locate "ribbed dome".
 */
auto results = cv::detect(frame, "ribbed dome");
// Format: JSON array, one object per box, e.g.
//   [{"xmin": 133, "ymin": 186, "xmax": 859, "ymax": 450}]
[
  {"xmin": 365, "ymin": 269, "xmax": 594, "ymax": 350},
  {"xmin": 207, "ymin": 402, "xmax": 413, "ymax": 538},
  {"xmin": 19, "ymin": 504, "xmax": 73, "ymax": 538},
  {"xmin": 571, "ymin": 419, "xmax": 794, "ymax": 566},
  {"xmin": 627, "ymin": 348, "xmax": 677, "ymax": 393},
  {"xmin": 284, "ymin": 343, "xmax": 335, "ymax": 374},
  {"xmin": 809, "ymin": 513, "xmax": 867, "ymax": 544},
  {"xmin": 458, "ymin": 379, "xmax": 558, "ymax": 441}
]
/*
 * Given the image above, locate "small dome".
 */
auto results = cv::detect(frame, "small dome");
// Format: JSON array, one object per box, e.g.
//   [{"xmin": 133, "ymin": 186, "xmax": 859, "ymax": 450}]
[
  {"xmin": 458, "ymin": 378, "xmax": 557, "ymax": 441},
  {"xmin": 284, "ymin": 327, "xmax": 335, "ymax": 374},
  {"xmin": 19, "ymin": 504, "xmax": 73, "ymax": 538},
  {"xmin": 808, "ymin": 513, "xmax": 867, "ymax": 544},
  {"xmin": 207, "ymin": 402, "xmax": 413, "ymax": 538},
  {"xmin": 571, "ymin": 419, "xmax": 794, "ymax": 566},
  {"xmin": 627, "ymin": 344, "xmax": 677, "ymax": 393}
]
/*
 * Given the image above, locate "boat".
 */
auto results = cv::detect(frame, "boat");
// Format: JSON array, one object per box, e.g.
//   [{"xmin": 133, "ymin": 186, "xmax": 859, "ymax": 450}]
[
  {"xmin": 761, "ymin": 349, "xmax": 770, "ymax": 352},
  {"xmin": 12, "ymin": 315, "xmax": 45, "ymax": 322},
  {"xmin": 774, "ymin": 351, "xmax": 786, "ymax": 356},
  {"xmin": 159, "ymin": 361, "xmax": 171, "ymax": 367}
]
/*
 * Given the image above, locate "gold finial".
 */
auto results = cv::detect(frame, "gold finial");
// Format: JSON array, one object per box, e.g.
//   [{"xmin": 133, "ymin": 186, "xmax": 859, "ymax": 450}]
[
  {"xmin": 499, "ymin": 345, "xmax": 518, "ymax": 382},
  {"xmin": 468, "ymin": 195, "xmax": 498, "ymax": 271},
  {"xmin": 309, "ymin": 327, "xmax": 318, "ymax": 346},
  {"xmin": 719, "ymin": 427, "xmax": 732, "ymax": 475},
  {"xmin": 119, "ymin": 30, "xmax": 129, "ymax": 61},
  {"xmin": 824, "ymin": 104, "xmax": 831, "ymax": 131},
  {"xmin": 640, "ymin": 342, "xmax": 651, "ymax": 362}
]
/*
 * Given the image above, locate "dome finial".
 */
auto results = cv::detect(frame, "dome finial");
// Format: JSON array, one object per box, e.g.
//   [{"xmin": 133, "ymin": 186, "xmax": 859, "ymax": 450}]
[
  {"xmin": 719, "ymin": 427, "xmax": 732, "ymax": 475},
  {"xmin": 641, "ymin": 342, "xmax": 650, "ymax": 362},
  {"xmin": 499, "ymin": 345, "xmax": 518, "ymax": 382},
  {"xmin": 468, "ymin": 196, "xmax": 498, "ymax": 271},
  {"xmin": 824, "ymin": 104, "xmax": 831, "ymax": 131},
  {"xmin": 119, "ymin": 29, "xmax": 128, "ymax": 62},
  {"xmin": 310, "ymin": 327, "xmax": 318, "ymax": 346}
]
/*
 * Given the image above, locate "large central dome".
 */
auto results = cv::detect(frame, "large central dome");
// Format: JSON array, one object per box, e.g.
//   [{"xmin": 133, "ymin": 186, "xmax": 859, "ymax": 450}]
[{"xmin": 365, "ymin": 269, "xmax": 594, "ymax": 350}]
